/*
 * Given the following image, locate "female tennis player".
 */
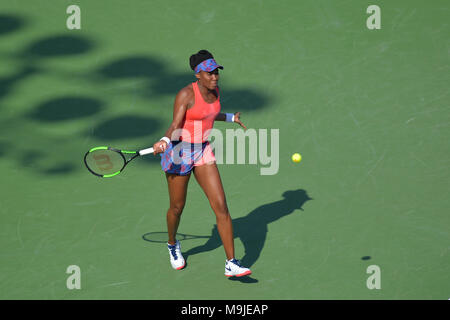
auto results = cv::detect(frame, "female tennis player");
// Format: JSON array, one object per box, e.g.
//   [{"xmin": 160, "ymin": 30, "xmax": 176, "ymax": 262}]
[{"xmin": 151, "ymin": 50, "xmax": 251, "ymax": 277}]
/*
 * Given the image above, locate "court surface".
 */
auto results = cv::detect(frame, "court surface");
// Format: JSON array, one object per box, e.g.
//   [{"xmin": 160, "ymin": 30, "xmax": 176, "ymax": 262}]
[{"xmin": 0, "ymin": 0, "xmax": 448, "ymax": 299}]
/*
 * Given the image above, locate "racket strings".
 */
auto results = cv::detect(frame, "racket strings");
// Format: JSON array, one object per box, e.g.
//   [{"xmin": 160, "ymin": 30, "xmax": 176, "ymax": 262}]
[{"xmin": 85, "ymin": 149, "xmax": 126, "ymax": 176}]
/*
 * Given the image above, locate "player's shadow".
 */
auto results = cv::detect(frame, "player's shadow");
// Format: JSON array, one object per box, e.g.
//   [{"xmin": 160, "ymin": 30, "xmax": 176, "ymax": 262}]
[{"xmin": 183, "ymin": 189, "xmax": 312, "ymax": 282}]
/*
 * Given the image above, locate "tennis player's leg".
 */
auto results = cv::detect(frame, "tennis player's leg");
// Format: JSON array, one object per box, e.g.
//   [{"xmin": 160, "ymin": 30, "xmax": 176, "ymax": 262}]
[
  {"xmin": 192, "ymin": 162, "xmax": 235, "ymax": 259},
  {"xmin": 193, "ymin": 162, "xmax": 251, "ymax": 276},
  {"xmin": 165, "ymin": 172, "xmax": 191, "ymax": 270},
  {"xmin": 165, "ymin": 172, "xmax": 191, "ymax": 245}
]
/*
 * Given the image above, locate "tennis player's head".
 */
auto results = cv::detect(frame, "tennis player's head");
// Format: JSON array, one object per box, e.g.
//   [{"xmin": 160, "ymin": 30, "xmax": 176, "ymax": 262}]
[{"xmin": 190, "ymin": 49, "xmax": 223, "ymax": 90}]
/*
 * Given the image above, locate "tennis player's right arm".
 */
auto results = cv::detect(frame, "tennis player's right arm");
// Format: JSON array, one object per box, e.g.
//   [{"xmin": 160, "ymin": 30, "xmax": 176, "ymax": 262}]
[{"xmin": 153, "ymin": 88, "xmax": 192, "ymax": 154}]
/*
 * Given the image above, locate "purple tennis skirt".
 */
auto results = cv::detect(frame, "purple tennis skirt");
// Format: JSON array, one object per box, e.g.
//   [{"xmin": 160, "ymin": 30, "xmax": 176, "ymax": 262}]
[{"xmin": 160, "ymin": 141, "xmax": 216, "ymax": 175}]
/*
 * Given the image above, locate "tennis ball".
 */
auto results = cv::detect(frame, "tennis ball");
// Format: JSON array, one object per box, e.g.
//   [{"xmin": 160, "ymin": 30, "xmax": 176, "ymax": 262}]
[{"xmin": 292, "ymin": 153, "xmax": 302, "ymax": 163}]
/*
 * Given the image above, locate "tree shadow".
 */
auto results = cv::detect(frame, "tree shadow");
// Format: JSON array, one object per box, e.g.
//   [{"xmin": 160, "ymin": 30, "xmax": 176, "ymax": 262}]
[
  {"xmin": 96, "ymin": 55, "xmax": 273, "ymax": 112},
  {"xmin": 0, "ymin": 34, "xmax": 95, "ymax": 103},
  {"xmin": 220, "ymin": 88, "xmax": 272, "ymax": 112},
  {"xmin": 1, "ymin": 28, "xmax": 275, "ymax": 177},
  {"xmin": 98, "ymin": 55, "xmax": 166, "ymax": 79},
  {"xmin": 146, "ymin": 71, "xmax": 196, "ymax": 97},
  {"xmin": 27, "ymin": 97, "xmax": 104, "ymax": 122},
  {"xmin": 0, "ymin": 14, "xmax": 25, "ymax": 36},
  {"xmin": 0, "ymin": 140, "xmax": 10, "ymax": 158},
  {"xmin": 96, "ymin": 55, "xmax": 196, "ymax": 99},
  {"xmin": 18, "ymin": 150, "xmax": 46, "ymax": 168},
  {"xmin": 43, "ymin": 163, "xmax": 78, "ymax": 175},
  {"xmin": 0, "ymin": 66, "xmax": 38, "ymax": 101},
  {"xmin": 14, "ymin": 148, "xmax": 78, "ymax": 176},
  {"xmin": 85, "ymin": 115, "xmax": 162, "ymax": 140},
  {"xmin": 22, "ymin": 34, "xmax": 95, "ymax": 58}
]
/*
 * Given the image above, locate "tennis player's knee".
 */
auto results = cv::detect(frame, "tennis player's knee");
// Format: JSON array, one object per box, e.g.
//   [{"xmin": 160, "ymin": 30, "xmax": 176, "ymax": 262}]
[
  {"xmin": 211, "ymin": 199, "xmax": 229, "ymax": 218},
  {"xmin": 169, "ymin": 202, "xmax": 185, "ymax": 217}
]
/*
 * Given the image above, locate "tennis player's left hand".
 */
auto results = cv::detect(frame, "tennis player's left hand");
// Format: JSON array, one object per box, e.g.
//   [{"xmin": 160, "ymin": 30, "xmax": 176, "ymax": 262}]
[{"xmin": 234, "ymin": 112, "xmax": 247, "ymax": 130}]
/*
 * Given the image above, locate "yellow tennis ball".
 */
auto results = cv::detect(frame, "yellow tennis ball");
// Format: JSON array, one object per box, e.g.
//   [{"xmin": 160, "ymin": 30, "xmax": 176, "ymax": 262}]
[{"xmin": 292, "ymin": 153, "xmax": 302, "ymax": 163}]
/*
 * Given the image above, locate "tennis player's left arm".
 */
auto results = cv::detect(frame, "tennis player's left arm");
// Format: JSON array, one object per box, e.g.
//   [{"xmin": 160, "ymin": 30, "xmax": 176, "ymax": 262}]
[
  {"xmin": 215, "ymin": 112, "xmax": 247, "ymax": 130},
  {"xmin": 215, "ymin": 113, "xmax": 227, "ymax": 121}
]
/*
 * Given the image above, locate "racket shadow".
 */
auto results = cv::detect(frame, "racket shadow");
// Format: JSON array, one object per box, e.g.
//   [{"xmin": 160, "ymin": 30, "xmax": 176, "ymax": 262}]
[
  {"xmin": 142, "ymin": 232, "xmax": 210, "ymax": 244},
  {"xmin": 142, "ymin": 232, "xmax": 211, "ymax": 271}
]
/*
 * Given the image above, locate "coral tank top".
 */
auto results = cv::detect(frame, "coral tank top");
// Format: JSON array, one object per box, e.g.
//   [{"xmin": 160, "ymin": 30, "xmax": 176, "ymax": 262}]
[{"xmin": 179, "ymin": 81, "xmax": 221, "ymax": 143}]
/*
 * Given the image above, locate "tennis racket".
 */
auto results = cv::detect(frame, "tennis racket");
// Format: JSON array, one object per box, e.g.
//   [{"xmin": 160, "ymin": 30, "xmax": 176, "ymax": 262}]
[{"xmin": 84, "ymin": 146, "xmax": 154, "ymax": 178}]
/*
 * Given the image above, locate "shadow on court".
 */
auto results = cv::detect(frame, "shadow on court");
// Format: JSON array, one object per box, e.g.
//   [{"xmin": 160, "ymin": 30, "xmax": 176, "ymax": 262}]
[
  {"xmin": 96, "ymin": 55, "xmax": 273, "ymax": 112},
  {"xmin": 1, "ymin": 17, "xmax": 274, "ymax": 176},
  {"xmin": 27, "ymin": 97, "xmax": 104, "ymax": 122},
  {"xmin": 185, "ymin": 189, "xmax": 312, "ymax": 265},
  {"xmin": 1, "ymin": 34, "xmax": 95, "ymax": 101},
  {"xmin": 0, "ymin": 14, "xmax": 25, "ymax": 36},
  {"xmin": 143, "ymin": 189, "xmax": 312, "ymax": 283}
]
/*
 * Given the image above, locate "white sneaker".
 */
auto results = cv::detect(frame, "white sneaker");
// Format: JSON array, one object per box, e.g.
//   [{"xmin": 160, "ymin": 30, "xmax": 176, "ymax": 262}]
[
  {"xmin": 224, "ymin": 258, "xmax": 251, "ymax": 277},
  {"xmin": 167, "ymin": 240, "xmax": 185, "ymax": 270}
]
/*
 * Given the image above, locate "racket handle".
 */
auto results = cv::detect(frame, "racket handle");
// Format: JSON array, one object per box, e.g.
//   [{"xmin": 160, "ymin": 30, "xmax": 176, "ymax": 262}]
[{"xmin": 138, "ymin": 147, "xmax": 154, "ymax": 156}]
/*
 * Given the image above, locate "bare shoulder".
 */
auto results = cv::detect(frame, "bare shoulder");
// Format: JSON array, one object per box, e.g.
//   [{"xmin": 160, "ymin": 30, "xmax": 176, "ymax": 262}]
[{"xmin": 176, "ymin": 83, "xmax": 195, "ymax": 104}]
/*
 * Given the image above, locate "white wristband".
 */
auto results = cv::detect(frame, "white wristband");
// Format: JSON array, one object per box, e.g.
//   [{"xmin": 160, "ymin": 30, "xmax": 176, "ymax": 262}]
[
  {"xmin": 160, "ymin": 136, "xmax": 170, "ymax": 144},
  {"xmin": 225, "ymin": 113, "xmax": 235, "ymax": 122}
]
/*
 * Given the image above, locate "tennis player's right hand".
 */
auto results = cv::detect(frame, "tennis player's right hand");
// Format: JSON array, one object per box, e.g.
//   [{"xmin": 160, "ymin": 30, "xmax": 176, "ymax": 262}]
[{"xmin": 153, "ymin": 140, "xmax": 168, "ymax": 155}]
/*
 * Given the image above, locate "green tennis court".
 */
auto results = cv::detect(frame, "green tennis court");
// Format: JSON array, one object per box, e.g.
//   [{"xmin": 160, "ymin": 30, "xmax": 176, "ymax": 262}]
[{"xmin": 0, "ymin": 0, "xmax": 448, "ymax": 300}]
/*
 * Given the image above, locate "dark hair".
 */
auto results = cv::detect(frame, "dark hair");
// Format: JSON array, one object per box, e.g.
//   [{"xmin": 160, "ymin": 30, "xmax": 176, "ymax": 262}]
[{"xmin": 189, "ymin": 49, "xmax": 214, "ymax": 71}]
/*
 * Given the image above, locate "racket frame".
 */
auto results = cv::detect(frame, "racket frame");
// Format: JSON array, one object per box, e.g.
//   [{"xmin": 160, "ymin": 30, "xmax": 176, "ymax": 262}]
[{"xmin": 84, "ymin": 146, "xmax": 140, "ymax": 178}]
